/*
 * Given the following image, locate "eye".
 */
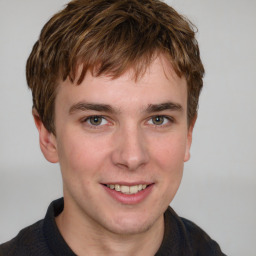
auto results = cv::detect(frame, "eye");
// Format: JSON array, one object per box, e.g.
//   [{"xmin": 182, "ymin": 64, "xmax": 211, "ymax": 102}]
[
  {"xmin": 148, "ymin": 116, "xmax": 172, "ymax": 126},
  {"xmin": 85, "ymin": 116, "xmax": 108, "ymax": 126}
]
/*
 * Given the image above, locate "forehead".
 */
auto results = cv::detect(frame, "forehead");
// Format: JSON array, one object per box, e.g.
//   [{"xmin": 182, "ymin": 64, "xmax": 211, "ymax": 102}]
[{"xmin": 55, "ymin": 55, "xmax": 187, "ymax": 112}]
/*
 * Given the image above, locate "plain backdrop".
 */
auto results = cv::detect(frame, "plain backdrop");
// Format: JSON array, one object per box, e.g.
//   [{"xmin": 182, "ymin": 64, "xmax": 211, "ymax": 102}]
[{"xmin": 0, "ymin": 0, "xmax": 255, "ymax": 255}]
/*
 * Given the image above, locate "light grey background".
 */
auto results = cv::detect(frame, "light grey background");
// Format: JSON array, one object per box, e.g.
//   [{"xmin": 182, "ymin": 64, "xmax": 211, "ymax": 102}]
[{"xmin": 0, "ymin": 0, "xmax": 255, "ymax": 255}]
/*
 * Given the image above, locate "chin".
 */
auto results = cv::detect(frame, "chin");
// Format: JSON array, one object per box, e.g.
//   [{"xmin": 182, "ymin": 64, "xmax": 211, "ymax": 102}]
[
  {"xmin": 107, "ymin": 222, "xmax": 151, "ymax": 236},
  {"xmin": 103, "ymin": 211, "xmax": 159, "ymax": 236}
]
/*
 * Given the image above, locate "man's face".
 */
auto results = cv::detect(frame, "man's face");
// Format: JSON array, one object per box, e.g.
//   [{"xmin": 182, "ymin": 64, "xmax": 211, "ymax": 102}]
[{"xmin": 40, "ymin": 55, "xmax": 194, "ymax": 235}]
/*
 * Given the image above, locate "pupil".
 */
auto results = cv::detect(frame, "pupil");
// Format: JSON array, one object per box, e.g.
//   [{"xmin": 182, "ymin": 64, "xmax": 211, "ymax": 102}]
[
  {"xmin": 90, "ymin": 116, "xmax": 102, "ymax": 125},
  {"xmin": 153, "ymin": 116, "xmax": 163, "ymax": 125}
]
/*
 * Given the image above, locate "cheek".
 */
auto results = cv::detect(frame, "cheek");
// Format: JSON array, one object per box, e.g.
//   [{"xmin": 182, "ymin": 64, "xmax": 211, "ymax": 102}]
[
  {"xmin": 151, "ymin": 135, "xmax": 186, "ymax": 199},
  {"xmin": 56, "ymin": 131, "xmax": 109, "ymax": 176},
  {"xmin": 56, "ymin": 135, "xmax": 103, "ymax": 199},
  {"xmin": 152, "ymin": 134, "xmax": 187, "ymax": 169}
]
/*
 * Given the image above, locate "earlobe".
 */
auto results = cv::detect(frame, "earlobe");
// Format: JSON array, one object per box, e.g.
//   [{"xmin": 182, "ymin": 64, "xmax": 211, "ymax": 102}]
[
  {"xmin": 184, "ymin": 115, "xmax": 197, "ymax": 162},
  {"xmin": 32, "ymin": 108, "xmax": 59, "ymax": 163}
]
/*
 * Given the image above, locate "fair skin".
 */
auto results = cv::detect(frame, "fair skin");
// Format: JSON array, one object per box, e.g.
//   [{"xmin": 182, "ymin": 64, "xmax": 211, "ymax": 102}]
[{"xmin": 34, "ymin": 55, "xmax": 195, "ymax": 256}]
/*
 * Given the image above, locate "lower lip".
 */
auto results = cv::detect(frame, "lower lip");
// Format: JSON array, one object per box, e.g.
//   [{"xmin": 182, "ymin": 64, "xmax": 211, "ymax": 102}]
[{"xmin": 102, "ymin": 184, "xmax": 154, "ymax": 205}]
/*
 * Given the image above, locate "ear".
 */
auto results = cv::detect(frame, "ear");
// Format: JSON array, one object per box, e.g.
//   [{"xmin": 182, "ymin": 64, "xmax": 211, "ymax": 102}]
[
  {"xmin": 32, "ymin": 108, "xmax": 59, "ymax": 163},
  {"xmin": 184, "ymin": 115, "xmax": 197, "ymax": 162}
]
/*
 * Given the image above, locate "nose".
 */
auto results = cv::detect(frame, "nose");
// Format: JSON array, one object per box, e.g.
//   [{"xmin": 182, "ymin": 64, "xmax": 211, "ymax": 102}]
[{"xmin": 111, "ymin": 125, "xmax": 149, "ymax": 171}]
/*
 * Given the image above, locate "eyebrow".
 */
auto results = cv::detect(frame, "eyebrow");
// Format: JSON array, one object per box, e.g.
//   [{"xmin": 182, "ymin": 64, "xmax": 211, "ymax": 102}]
[
  {"xmin": 69, "ymin": 101, "xmax": 183, "ymax": 115},
  {"xmin": 145, "ymin": 102, "xmax": 183, "ymax": 113},
  {"xmin": 69, "ymin": 102, "xmax": 116, "ymax": 114}
]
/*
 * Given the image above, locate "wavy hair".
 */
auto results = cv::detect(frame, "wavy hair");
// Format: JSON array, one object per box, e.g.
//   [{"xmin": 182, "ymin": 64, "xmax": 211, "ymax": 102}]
[{"xmin": 26, "ymin": 0, "xmax": 204, "ymax": 133}]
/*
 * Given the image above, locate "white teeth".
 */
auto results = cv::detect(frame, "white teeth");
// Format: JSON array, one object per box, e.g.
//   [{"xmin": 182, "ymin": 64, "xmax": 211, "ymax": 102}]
[
  {"xmin": 106, "ymin": 184, "xmax": 148, "ymax": 194},
  {"xmin": 129, "ymin": 185, "xmax": 138, "ymax": 194},
  {"xmin": 121, "ymin": 185, "xmax": 129, "ymax": 194},
  {"xmin": 115, "ymin": 184, "xmax": 121, "ymax": 191}
]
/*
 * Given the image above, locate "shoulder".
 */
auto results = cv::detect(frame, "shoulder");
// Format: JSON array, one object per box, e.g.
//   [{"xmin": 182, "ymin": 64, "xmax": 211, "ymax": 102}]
[
  {"xmin": 162, "ymin": 207, "xmax": 226, "ymax": 256},
  {"xmin": 0, "ymin": 220, "xmax": 52, "ymax": 256},
  {"xmin": 180, "ymin": 217, "xmax": 226, "ymax": 256}
]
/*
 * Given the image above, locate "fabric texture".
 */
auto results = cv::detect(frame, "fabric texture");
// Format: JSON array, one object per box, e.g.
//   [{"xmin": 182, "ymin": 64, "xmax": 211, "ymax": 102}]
[{"xmin": 0, "ymin": 198, "xmax": 226, "ymax": 256}]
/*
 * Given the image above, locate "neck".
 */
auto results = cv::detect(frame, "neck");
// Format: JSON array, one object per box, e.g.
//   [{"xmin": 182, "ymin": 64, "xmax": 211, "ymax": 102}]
[{"xmin": 55, "ymin": 203, "xmax": 164, "ymax": 256}]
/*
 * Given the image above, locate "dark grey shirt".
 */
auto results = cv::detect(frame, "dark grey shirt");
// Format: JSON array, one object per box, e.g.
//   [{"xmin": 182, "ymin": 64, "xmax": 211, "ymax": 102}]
[{"xmin": 0, "ymin": 198, "xmax": 226, "ymax": 255}]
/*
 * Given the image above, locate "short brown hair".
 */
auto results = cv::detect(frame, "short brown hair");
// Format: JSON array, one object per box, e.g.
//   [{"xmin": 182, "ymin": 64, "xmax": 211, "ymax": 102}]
[{"xmin": 26, "ymin": 0, "xmax": 204, "ymax": 134}]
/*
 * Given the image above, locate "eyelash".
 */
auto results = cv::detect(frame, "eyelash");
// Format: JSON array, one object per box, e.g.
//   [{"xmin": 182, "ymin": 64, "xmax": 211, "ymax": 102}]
[
  {"xmin": 147, "ymin": 115, "xmax": 174, "ymax": 127},
  {"xmin": 82, "ymin": 115, "xmax": 109, "ymax": 128},
  {"xmin": 81, "ymin": 115, "xmax": 174, "ymax": 129}
]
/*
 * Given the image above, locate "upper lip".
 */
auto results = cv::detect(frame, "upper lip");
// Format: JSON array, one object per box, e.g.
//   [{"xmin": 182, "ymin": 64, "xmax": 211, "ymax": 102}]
[{"xmin": 101, "ymin": 182, "xmax": 154, "ymax": 186}]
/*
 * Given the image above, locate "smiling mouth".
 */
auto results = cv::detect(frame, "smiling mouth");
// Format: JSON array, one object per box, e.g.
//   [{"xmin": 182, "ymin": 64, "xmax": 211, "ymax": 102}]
[{"xmin": 105, "ymin": 184, "xmax": 148, "ymax": 194}]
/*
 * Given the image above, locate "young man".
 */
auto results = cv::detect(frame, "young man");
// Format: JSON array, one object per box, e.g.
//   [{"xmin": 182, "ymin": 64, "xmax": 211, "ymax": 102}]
[{"xmin": 0, "ymin": 0, "xmax": 226, "ymax": 255}]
